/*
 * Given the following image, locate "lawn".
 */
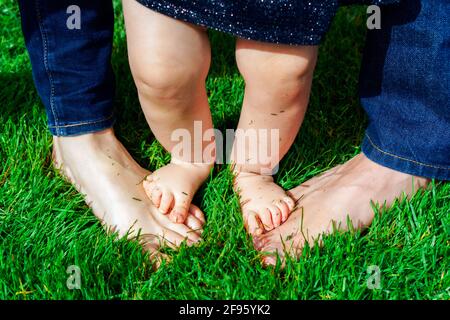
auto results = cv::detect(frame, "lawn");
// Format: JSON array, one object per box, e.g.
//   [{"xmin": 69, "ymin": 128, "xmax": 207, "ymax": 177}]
[{"xmin": 0, "ymin": 0, "xmax": 449, "ymax": 300}]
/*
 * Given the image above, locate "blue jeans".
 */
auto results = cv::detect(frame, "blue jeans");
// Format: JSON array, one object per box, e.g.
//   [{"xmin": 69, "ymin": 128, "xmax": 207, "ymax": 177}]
[
  {"xmin": 359, "ymin": 0, "xmax": 450, "ymax": 180},
  {"xmin": 18, "ymin": 0, "xmax": 116, "ymax": 136},
  {"xmin": 19, "ymin": 0, "xmax": 449, "ymax": 180}
]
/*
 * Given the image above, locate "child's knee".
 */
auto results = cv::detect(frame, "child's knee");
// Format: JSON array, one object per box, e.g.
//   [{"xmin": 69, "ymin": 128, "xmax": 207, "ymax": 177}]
[
  {"xmin": 132, "ymin": 52, "xmax": 209, "ymax": 104},
  {"xmin": 238, "ymin": 46, "xmax": 317, "ymax": 103},
  {"xmin": 132, "ymin": 60, "xmax": 200, "ymax": 103}
]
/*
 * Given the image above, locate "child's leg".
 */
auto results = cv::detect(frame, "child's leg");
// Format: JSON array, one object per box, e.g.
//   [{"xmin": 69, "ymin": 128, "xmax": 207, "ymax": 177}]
[
  {"xmin": 123, "ymin": 1, "xmax": 214, "ymax": 223},
  {"xmin": 233, "ymin": 39, "xmax": 318, "ymax": 236}
]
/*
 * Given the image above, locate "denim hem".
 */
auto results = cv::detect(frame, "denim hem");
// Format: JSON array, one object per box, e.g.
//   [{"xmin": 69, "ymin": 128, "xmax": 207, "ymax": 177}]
[
  {"xmin": 48, "ymin": 114, "xmax": 116, "ymax": 137},
  {"xmin": 361, "ymin": 134, "xmax": 450, "ymax": 181}
]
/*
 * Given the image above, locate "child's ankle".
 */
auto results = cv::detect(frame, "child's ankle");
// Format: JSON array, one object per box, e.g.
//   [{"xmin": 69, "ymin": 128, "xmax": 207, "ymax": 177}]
[
  {"xmin": 231, "ymin": 164, "xmax": 275, "ymax": 178},
  {"xmin": 232, "ymin": 170, "xmax": 275, "ymax": 184},
  {"xmin": 170, "ymin": 156, "xmax": 214, "ymax": 171}
]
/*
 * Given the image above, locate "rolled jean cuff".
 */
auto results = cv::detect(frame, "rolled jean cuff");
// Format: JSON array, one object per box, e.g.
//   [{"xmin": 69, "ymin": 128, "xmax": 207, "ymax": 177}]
[
  {"xmin": 48, "ymin": 113, "xmax": 116, "ymax": 137},
  {"xmin": 362, "ymin": 134, "xmax": 450, "ymax": 181}
]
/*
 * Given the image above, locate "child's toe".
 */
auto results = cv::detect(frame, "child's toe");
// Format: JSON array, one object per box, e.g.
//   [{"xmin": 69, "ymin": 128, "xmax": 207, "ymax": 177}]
[
  {"xmin": 283, "ymin": 196, "xmax": 296, "ymax": 210},
  {"xmin": 246, "ymin": 211, "xmax": 264, "ymax": 236},
  {"xmin": 259, "ymin": 208, "xmax": 274, "ymax": 231},
  {"xmin": 169, "ymin": 206, "xmax": 189, "ymax": 223},
  {"xmin": 159, "ymin": 191, "xmax": 174, "ymax": 214},
  {"xmin": 150, "ymin": 187, "xmax": 163, "ymax": 207},
  {"xmin": 142, "ymin": 179, "xmax": 154, "ymax": 195},
  {"xmin": 275, "ymin": 200, "xmax": 290, "ymax": 222},
  {"xmin": 269, "ymin": 205, "xmax": 282, "ymax": 227},
  {"xmin": 170, "ymin": 192, "xmax": 192, "ymax": 223}
]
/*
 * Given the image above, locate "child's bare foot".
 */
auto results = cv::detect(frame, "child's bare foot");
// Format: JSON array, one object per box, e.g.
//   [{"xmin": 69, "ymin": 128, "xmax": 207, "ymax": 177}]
[
  {"xmin": 143, "ymin": 158, "xmax": 212, "ymax": 224},
  {"xmin": 254, "ymin": 153, "xmax": 429, "ymax": 266},
  {"xmin": 53, "ymin": 129, "xmax": 205, "ymax": 267},
  {"xmin": 123, "ymin": 1, "xmax": 213, "ymax": 225},
  {"xmin": 234, "ymin": 171, "xmax": 295, "ymax": 236},
  {"xmin": 229, "ymin": 41, "xmax": 317, "ymax": 236}
]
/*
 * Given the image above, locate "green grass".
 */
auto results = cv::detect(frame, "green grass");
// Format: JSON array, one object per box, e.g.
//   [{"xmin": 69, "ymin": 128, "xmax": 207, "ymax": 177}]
[{"xmin": 0, "ymin": 0, "xmax": 449, "ymax": 300}]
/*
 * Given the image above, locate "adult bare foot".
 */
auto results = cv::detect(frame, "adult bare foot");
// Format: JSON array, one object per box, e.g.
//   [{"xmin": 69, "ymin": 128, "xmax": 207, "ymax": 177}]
[
  {"xmin": 143, "ymin": 158, "xmax": 213, "ymax": 224},
  {"xmin": 254, "ymin": 153, "xmax": 429, "ymax": 266},
  {"xmin": 233, "ymin": 172, "xmax": 295, "ymax": 236},
  {"xmin": 53, "ymin": 129, "xmax": 205, "ymax": 267}
]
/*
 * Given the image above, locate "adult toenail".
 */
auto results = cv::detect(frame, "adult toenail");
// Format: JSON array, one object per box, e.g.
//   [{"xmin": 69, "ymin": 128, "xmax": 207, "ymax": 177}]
[
  {"xmin": 263, "ymin": 256, "xmax": 277, "ymax": 266},
  {"xmin": 253, "ymin": 240, "xmax": 262, "ymax": 250}
]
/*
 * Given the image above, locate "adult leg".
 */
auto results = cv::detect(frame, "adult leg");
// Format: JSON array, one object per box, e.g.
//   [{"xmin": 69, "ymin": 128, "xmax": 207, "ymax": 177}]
[
  {"xmin": 255, "ymin": 0, "xmax": 449, "ymax": 265},
  {"xmin": 18, "ymin": 0, "xmax": 204, "ymax": 266}
]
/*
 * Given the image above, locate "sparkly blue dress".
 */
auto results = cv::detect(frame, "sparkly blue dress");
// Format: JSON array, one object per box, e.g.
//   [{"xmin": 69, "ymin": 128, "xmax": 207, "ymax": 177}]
[{"xmin": 135, "ymin": 0, "xmax": 399, "ymax": 45}]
